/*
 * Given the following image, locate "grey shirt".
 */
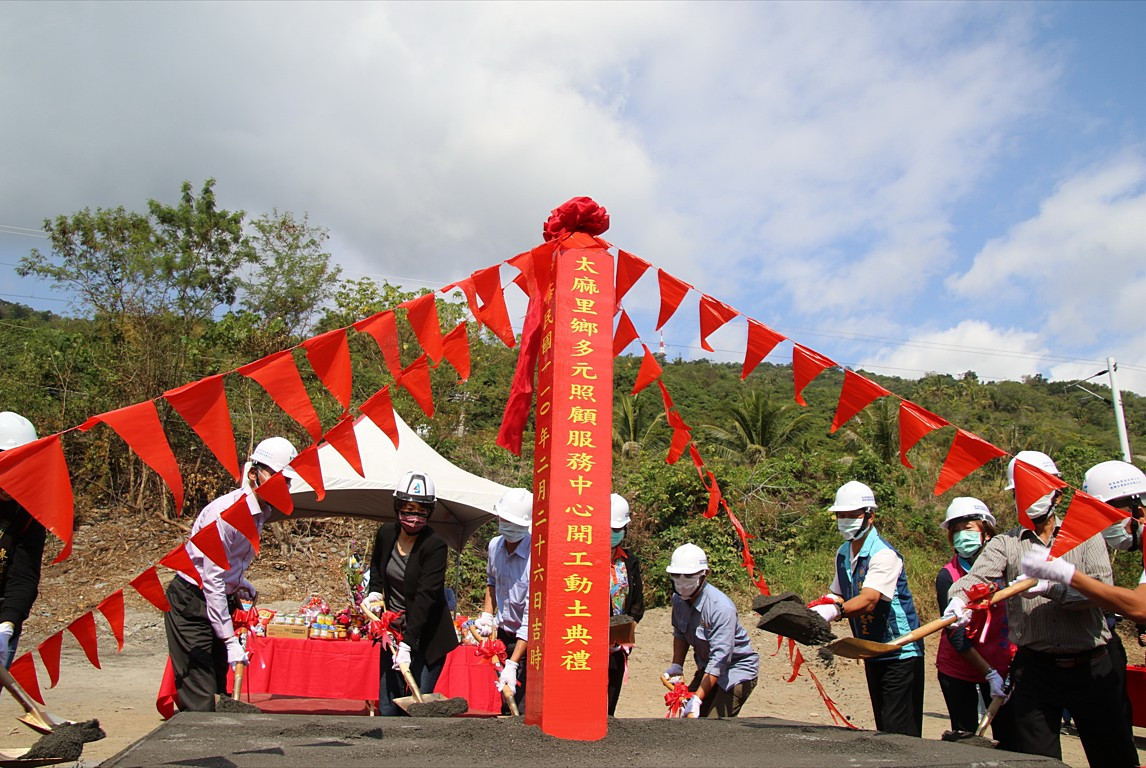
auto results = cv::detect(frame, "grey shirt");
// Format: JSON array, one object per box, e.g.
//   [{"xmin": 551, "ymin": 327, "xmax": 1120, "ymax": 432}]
[
  {"xmin": 671, "ymin": 582, "xmax": 759, "ymax": 690},
  {"xmin": 949, "ymin": 525, "xmax": 1112, "ymax": 654}
]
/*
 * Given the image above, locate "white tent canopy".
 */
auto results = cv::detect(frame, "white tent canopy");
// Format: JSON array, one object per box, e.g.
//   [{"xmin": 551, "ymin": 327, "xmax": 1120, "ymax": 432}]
[{"xmin": 282, "ymin": 411, "xmax": 507, "ymax": 551}]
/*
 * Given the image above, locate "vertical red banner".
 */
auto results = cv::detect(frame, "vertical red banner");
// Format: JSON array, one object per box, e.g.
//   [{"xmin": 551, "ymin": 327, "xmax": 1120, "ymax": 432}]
[{"xmin": 525, "ymin": 246, "xmax": 614, "ymax": 740}]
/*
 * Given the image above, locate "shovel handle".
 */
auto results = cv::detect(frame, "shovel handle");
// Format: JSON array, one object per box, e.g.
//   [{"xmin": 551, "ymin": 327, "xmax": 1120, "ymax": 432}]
[
  {"xmin": 398, "ymin": 663, "xmax": 425, "ymax": 704},
  {"xmin": 0, "ymin": 663, "xmax": 51, "ymax": 722},
  {"xmin": 361, "ymin": 598, "xmax": 384, "ymax": 622},
  {"xmin": 976, "ymin": 695, "xmax": 1005, "ymax": 737},
  {"xmin": 889, "ymin": 578, "xmax": 1038, "ymax": 647},
  {"xmin": 233, "ymin": 661, "xmax": 246, "ymax": 700},
  {"xmin": 501, "ymin": 683, "xmax": 519, "ymax": 716}
]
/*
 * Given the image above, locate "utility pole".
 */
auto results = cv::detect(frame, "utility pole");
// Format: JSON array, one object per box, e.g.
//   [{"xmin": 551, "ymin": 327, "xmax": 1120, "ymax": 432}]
[{"xmin": 1107, "ymin": 357, "xmax": 1133, "ymax": 463}]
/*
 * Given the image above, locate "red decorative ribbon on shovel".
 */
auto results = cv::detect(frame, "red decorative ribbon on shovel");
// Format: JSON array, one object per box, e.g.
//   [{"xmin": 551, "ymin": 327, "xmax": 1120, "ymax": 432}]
[
  {"xmin": 663, "ymin": 680, "xmax": 693, "ymax": 718},
  {"xmin": 962, "ymin": 582, "xmax": 998, "ymax": 642},
  {"xmin": 473, "ymin": 637, "xmax": 508, "ymax": 668},
  {"xmin": 368, "ymin": 610, "xmax": 404, "ymax": 651}
]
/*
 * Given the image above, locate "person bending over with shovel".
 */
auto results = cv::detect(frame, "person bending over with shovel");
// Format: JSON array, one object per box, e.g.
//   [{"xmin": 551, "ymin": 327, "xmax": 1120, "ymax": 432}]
[
  {"xmin": 364, "ymin": 471, "xmax": 458, "ymax": 716},
  {"xmin": 807, "ymin": 481, "xmax": 924, "ymax": 737},
  {"xmin": 663, "ymin": 543, "xmax": 758, "ymax": 718},
  {"xmin": 164, "ymin": 436, "xmax": 298, "ymax": 712}
]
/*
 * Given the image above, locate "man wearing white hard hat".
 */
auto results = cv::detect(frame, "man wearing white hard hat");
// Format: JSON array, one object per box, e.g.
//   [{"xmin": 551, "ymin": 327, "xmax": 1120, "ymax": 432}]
[
  {"xmin": 807, "ymin": 480, "xmax": 923, "ymax": 736},
  {"xmin": 945, "ymin": 451, "xmax": 1134, "ymax": 767},
  {"xmin": 607, "ymin": 493, "xmax": 645, "ymax": 715},
  {"xmin": 0, "ymin": 412, "xmax": 47, "ymax": 670},
  {"xmin": 933, "ymin": 497, "xmax": 1016, "ymax": 746},
  {"xmin": 663, "ymin": 543, "xmax": 758, "ymax": 718},
  {"xmin": 164, "ymin": 436, "xmax": 299, "ymax": 712},
  {"xmin": 478, "ymin": 487, "xmax": 532, "ymax": 714}
]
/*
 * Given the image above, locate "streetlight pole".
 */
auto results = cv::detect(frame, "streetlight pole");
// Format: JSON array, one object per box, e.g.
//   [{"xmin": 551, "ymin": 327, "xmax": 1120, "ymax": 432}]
[{"xmin": 1107, "ymin": 357, "xmax": 1133, "ymax": 463}]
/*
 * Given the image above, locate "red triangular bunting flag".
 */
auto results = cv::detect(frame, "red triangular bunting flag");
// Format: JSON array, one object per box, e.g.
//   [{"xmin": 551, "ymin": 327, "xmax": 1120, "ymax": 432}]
[
  {"xmin": 898, "ymin": 400, "xmax": 949, "ymax": 468},
  {"xmin": 399, "ymin": 354, "xmax": 435, "ymax": 418},
  {"xmin": 698, "ymin": 294, "xmax": 739, "ymax": 353},
  {"xmin": 471, "ymin": 265, "xmax": 516, "ymax": 348},
  {"xmin": 165, "ymin": 375, "xmax": 240, "ymax": 481},
  {"xmin": 631, "ymin": 344, "xmax": 663, "ymax": 395},
  {"xmin": 9, "ymin": 653, "xmax": 43, "ymax": 705},
  {"xmin": 323, "ymin": 416, "xmax": 364, "ymax": 477},
  {"xmin": 353, "ymin": 311, "xmax": 403, "ymax": 379},
  {"xmin": 742, "ymin": 319, "xmax": 786, "ymax": 380},
  {"xmin": 238, "ymin": 350, "xmax": 323, "ymax": 441},
  {"xmin": 130, "ymin": 567, "xmax": 171, "ymax": 612},
  {"xmin": 290, "ymin": 445, "xmax": 325, "ymax": 501},
  {"xmin": 666, "ymin": 428, "xmax": 690, "ymax": 465},
  {"xmin": 1051, "ymin": 491, "xmax": 1127, "ymax": 557},
  {"xmin": 792, "ymin": 345, "xmax": 836, "ymax": 406},
  {"xmin": 67, "ymin": 612, "xmax": 101, "ymax": 669},
  {"xmin": 657, "ymin": 379, "xmax": 675, "ymax": 415},
  {"xmin": 189, "ymin": 521, "xmax": 231, "ymax": 571},
  {"xmin": 831, "ymin": 371, "xmax": 892, "ymax": 433},
  {"xmin": 613, "ymin": 310, "xmax": 639, "ymax": 357},
  {"xmin": 0, "ymin": 435, "xmax": 74, "ymax": 563},
  {"xmin": 160, "ymin": 544, "xmax": 202, "ymax": 587},
  {"xmin": 81, "ymin": 400, "xmax": 185, "ymax": 512},
  {"xmin": 255, "ymin": 471, "xmax": 294, "ymax": 516},
  {"xmin": 688, "ymin": 443, "xmax": 705, "ymax": 479},
  {"xmin": 401, "ymin": 293, "xmax": 445, "ymax": 364},
  {"xmin": 934, "ymin": 429, "xmax": 1006, "ymax": 495},
  {"xmin": 704, "ymin": 473, "xmax": 722, "ymax": 519},
  {"xmin": 1012, "ymin": 459, "xmax": 1070, "ymax": 530},
  {"xmin": 220, "ymin": 497, "xmax": 260, "ymax": 555},
  {"xmin": 615, "ymin": 250, "xmax": 651, "ymax": 307},
  {"xmin": 360, "ymin": 386, "xmax": 400, "ymax": 448},
  {"xmin": 655, "ymin": 270, "xmax": 691, "ymax": 331},
  {"xmin": 441, "ymin": 321, "xmax": 471, "ymax": 381},
  {"xmin": 37, "ymin": 632, "xmax": 63, "ymax": 688},
  {"xmin": 98, "ymin": 590, "xmax": 126, "ymax": 652},
  {"xmin": 302, "ymin": 328, "xmax": 353, "ymax": 414}
]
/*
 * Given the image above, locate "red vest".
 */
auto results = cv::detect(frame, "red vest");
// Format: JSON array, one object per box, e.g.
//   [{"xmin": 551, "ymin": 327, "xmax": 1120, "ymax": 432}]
[{"xmin": 936, "ymin": 557, "xmax": 1016, "ymax": 681}]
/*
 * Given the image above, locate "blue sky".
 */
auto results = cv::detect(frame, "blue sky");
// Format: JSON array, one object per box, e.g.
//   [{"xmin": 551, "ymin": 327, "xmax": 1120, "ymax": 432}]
[{"xmin": 1, "ymin": 1, "xmax": 1143, "ymax": 395}]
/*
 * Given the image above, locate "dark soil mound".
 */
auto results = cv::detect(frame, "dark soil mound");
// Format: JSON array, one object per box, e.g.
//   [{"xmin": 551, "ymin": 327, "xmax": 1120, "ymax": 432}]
[
  {"xmin": 408, "ymin": 697, "xmax": 468, "ymax": 717},
  {"xmin": 23, "ymin": 719, "xmax": 105, "ymax": 760},
  {"xmin": 217, "ymin": 696, "xmax": 262, "ymax": 713},
  {"xmin": 941, "ymin": 729, "xmax": 996, "ymax": 749},
  {"xmin": 755, "ymin": 601, "xmax": 836, "ymax": 646},
  {"xmin": 751, "ymin": 591, "xmax": 803, "ymax": 615}
]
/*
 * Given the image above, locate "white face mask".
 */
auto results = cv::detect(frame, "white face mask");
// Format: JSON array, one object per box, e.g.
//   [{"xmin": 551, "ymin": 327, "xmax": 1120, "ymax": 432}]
[
  {"xmin": 837, "ymin": 515, "xmax": 868, "ymax": 541},
  {"xmin": 499, "ymin": 521, "xmax": 529, "ymax": 543},
  {"xmin": 1102, "ymin": 520, "xmax": 1136, "ymax": 551},
  {"xmin": 671, "ymin": 574, "xmax": 703, "ymax": 599},
  {"xmin": 1025, "ymin": 491, "xmax": 1058, "ymax": 522}
]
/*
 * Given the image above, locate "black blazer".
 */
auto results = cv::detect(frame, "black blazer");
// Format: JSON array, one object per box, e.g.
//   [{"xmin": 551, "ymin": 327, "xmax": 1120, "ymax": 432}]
[{"xmin": 367, "ymin": 522, "xmax": 458, "ymax": 665}]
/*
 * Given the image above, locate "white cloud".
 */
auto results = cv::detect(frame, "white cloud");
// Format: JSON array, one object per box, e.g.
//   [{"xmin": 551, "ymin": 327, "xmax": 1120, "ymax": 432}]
[{"xmin": 862, "ymin": 320, "xmax": 1049, "ymax": 382}]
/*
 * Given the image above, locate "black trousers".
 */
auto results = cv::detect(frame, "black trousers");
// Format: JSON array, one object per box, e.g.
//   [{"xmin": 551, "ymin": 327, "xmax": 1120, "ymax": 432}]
[
  {"xmin": 498, "ymin": 628, "xmax": 527, "ymax": 715},
  {"xmin": 607, "ymin": 648, "xmax": 627, "ymax": 716},
  {"xmin": 936, "ymin": 670, "xmax": 1017, "ymax": 743},
  {"xmin": 863, "ymin": 655, "xmax": 924, "ymax": 736},
  {"xmin": 163, "ymin": 577, "xmax": 228, "ymax": 712},
  {"xmin": 1008, "ymin": 645, "xmax": 1138, "ymax": 767}
]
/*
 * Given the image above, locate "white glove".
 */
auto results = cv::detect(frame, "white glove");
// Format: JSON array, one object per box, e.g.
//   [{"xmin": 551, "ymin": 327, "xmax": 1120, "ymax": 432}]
[
  {"xmin": 363, "ymin": 592, "xmax": 384, "ymax": 613},
  {"xmin": 1020, "ymin": 549, "xmax": 1077, "ymax": 587},
  {"xmin": 984, "ymin": 668, "xmax": 1006, "ymax": 699},
  {"xmin": 1016, "ymin": 575, "xmax": 1054, "ymax": 598},
  {"xmin": 809, "ymin": 603, "xmax": 839, "ymax": 623},
  {"xmin": 0, "ymin": 622, "xmax": 14, "ymax": 668},
  {"xmin": 942, "ymin": 597, "xmax": 971, "ymax": 628},
  {"xmin": 224, "ymin": 636, "xmax": 248, "ymax": 668},
  {"xmin": 475, "ymin": 611, "xmax": 496, "ymax": 637},
  {"xmin": 682, "ymin": 695, "xmax": 702, "ymax": 718},
  {"xmin": 238, "ymin": 577, "xmax": 257, "ymax": 600},
  {"xmin": 664, "ymin": 663, "xmax": 684, "ymax": 684},
  {"xmin": 392, "ymin": 642, "xmax": 412, "ymax": 670},
  {"xmin": 497, "ymin": 659, "xmax": 519, "ymax": 691}
]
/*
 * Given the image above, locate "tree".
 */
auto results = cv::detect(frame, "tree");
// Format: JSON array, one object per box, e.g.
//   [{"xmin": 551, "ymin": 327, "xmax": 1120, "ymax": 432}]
[
  {"xmin": 701, "ymin": 389, "xmax": 810, "ymax": 463},
  {"xmin": 613, "ymin": 391, "xmax": 666, "ymax": 459}
]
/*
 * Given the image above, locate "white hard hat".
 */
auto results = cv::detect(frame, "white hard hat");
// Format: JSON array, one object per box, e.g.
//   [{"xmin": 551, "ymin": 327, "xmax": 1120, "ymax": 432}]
[
  {"xmin": 395, "ymin": 470, "xmax": 436, "ymax": 507},
  {"xmin": 1005, "ymin": 450, "xmax": 1060, "ymax": 490},
  {"xmin": 829, "ymin": 481, "xmax": 877, "ymax": 513},
  {"xmin": 0, "ymin": 412, "xmax": 37, "ymax": 451},
  {"xmin": 250, "ymin": 436, "xmax": 299, "ymax": 474},
  {"xmin": 494, "ymin": 488, "xmax": 533, "ymax": 527},
  {"xmin": 610, "ymin": 493, "xmax": 631, "ymax": 529},
  {"xmin": 666, "ymin": 543, "xmax": 707, "ymax": 574},
  {"xmin": 1083, "ymin": 460, "xmax": 1146, "ymax": 503},
  {"xmin": 941, "ymin": 497, "xmax": 997, "ymax": 530}
]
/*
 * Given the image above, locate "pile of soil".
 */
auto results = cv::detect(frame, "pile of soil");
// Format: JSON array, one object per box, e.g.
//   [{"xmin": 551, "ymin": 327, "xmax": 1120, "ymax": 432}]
[
  {"xmin": 217, "ymin": 696, "xmax": 261, "ymax": 714},
  {"xmin": 752, "ymin": 592, "xmax": 836, "ymax": 646},
  {"xmin": 407, "ymin": 697, "xmax": 468, "ymax": 717},
  {"xmin": 22, "ymin": 718, "xmax": 104, "ymax": 761}
]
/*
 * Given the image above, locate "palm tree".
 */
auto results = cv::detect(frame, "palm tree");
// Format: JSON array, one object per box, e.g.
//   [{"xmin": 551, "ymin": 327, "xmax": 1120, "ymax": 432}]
[
  {"xmin": 701, "ymin": 389, "xmax": 810, "ymax": 463},
  {"xmin": 840, "ymin": 396, "xmax": 899, "ymax": 465},
  {"xmin": 612, "ymin": 392, "xmax": 667, "ymax": 459}
]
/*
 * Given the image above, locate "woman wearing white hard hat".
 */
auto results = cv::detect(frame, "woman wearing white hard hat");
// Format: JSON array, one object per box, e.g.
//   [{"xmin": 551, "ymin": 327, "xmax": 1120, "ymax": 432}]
[
  {"xmin": 663, "ymin": 543, "xmax": 758, "ymax": 718},
  {"xmin": 164, "ymin": 435, "xmax": 299, "ymax": 712},
  {"xmin": 364, "ymin": 470, "xmax": 459, "ymax": 716},
  {"xmin": 0, "ymin": 412, "xmax": 47, "ymax": 670},
  {"xmin": 606, "ymin": 493, "xmax": 645, "ymax": 715},
  {"xmin": 933, "ymin": 497, "xmax": 1016, "ymax": 742},
  {"xmin": 807, "ymin": 480, "xmax": 924, "ymax": 736},
  {"xmin": 476, "ymin": 487, "xmax": 533, "ymax": 715}
]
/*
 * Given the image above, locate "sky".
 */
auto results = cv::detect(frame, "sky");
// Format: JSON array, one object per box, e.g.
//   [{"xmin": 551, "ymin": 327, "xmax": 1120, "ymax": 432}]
[{"xmin": 2, "ymin": 2, "xmax": 1144, "ymax": 403}]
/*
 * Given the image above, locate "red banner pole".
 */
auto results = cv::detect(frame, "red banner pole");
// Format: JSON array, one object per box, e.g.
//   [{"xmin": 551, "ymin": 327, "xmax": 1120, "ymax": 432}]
[{"xmin": 524, "ymin": 243, "xmax": 614, "ymax": 740}]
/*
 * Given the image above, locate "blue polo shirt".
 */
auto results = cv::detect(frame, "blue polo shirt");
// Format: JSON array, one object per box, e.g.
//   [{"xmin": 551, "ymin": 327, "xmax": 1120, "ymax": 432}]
[{"xmin": 671, "ymin": 582, "xmax": 759, "ymax": 690}]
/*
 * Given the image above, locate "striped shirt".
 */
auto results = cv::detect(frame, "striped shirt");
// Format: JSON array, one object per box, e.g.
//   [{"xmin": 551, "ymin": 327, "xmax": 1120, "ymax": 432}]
[{"xmin": 950, "ymin": 526, "xmax": 1111, "ymax": 654}]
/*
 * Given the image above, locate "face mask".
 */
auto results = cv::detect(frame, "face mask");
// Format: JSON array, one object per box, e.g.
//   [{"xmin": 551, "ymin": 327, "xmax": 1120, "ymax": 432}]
[
  {"xmin": 611, "ymin": 530, "xmax": 625, "ymax": 548},
  {"xmin": 837, "ymin": 515, "xmax": 868, "ymax": 541},
  {"xmin": 1102, "ymin": 520, "xmax": 1136, "ymax": 551},
  {"xmin": 499, "ymin": 521, "xmax": 529, "ymax": 543},
  {"xmin": 1025, "ymin": 491, "xmax": 1058, "ymax": 522},
  {"xmin": 672, "ymin": 575, "xmax": 702, "ymax": 599},
  {"xmin": 953, "ymin": 530, "xmax": 984, "ymax": 559},
  {"xmin": 399, "ymin": 512, "xmax": 428, "ymax": 535}
]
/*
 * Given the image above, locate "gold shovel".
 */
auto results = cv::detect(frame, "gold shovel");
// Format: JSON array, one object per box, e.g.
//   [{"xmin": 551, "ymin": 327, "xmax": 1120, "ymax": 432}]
[
  {"xmin": 0, "ymin": 663, "xmax": 74, "ymax": 734},
  {"xmin": 468, "ymin": 625, "xmax": 518, "ymax": 716},
  {"xmin": 361, "ymin": 598, "xmax": 453, "ymax": 714},
  {"xmin": 827, "ymin": 578, "xmax": 1036, "ymax": 660}
]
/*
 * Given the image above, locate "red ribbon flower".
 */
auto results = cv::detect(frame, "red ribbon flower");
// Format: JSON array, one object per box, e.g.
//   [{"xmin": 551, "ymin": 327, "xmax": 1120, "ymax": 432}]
[
  {"xmin": 473, "ymin": 637, "xmax": 508, "ymax": 668},
  {"xmin": 663, "ymin": 681, "xmax": 694, "ymax": 718},
  {"xmin": 962, "ymin": 582, "xmax": 998, "ymax": 642},
  {"xmin": 542, "ymin": 196, "xmax": 610, "ymax": 242},
  {"xmin": 368, "ymin": 609, "xmax": 405, "ymax": 651}
]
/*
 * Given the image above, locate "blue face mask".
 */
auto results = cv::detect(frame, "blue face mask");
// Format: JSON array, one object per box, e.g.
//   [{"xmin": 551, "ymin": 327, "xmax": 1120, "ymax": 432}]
[
  {"xmin": 953, "ymin": 530, "xmax": 983, "ymax": 559},
  {"xmin": 611, "ymin": 529, "xmax": 624, "ymax": 548}
]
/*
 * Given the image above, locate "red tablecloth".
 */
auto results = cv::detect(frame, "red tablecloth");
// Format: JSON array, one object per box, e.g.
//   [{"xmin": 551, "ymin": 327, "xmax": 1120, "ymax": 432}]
[
  {"xmin": 1127, "ymin": 664, "xmax": 1146, "ymax": 727},
  {"xmin": 157, "ymin": 638, "xmax": 500, "ymax": 717}
]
